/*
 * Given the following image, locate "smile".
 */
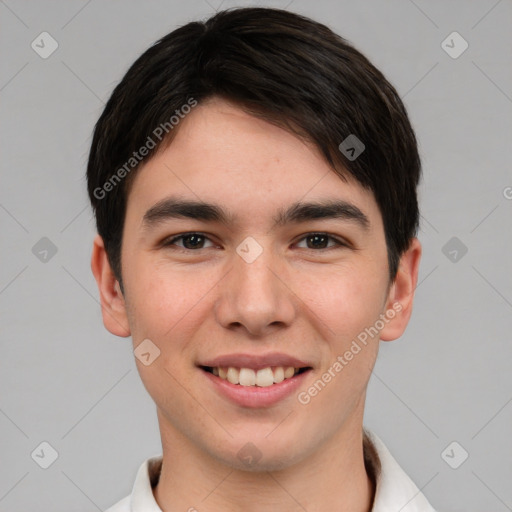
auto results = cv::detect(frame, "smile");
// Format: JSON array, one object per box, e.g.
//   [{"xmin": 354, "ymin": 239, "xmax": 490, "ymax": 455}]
[
  {"xmin": 200, "ymin": 366, "xmax": 312, "ymax": 408},
  {"xmin": 201, "ymin": 366, "xmax": 309, "ymax": 387}
]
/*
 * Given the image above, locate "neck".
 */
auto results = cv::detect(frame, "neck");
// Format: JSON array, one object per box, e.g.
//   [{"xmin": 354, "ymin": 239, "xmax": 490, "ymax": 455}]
[{"xmin": 153, "ymin": 410, "xmax": 376, "ymax": 512}]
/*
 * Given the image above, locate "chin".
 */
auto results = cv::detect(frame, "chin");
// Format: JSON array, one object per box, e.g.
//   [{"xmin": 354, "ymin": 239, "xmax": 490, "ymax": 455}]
[{"xmin": 207, "ymin": 433, "xmax": 310, "ymax": 474}]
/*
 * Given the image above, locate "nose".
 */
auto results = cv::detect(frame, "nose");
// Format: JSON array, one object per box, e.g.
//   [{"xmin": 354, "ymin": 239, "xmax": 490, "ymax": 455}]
[{"xmin": 214, "ymin": 240, "xmax": 296, "ymax": 337}]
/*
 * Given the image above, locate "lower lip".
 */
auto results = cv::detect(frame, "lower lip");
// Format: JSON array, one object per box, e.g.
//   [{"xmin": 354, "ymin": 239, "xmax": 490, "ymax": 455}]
[{"xmin": 201, "ymin": 368, "xmax": 312, "ymax": 408}]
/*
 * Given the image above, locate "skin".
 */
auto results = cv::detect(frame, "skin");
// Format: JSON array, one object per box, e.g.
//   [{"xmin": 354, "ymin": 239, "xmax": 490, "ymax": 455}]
[{"xmin": 91, "ymin": 97, "xmax": 421, "ymax": 512}]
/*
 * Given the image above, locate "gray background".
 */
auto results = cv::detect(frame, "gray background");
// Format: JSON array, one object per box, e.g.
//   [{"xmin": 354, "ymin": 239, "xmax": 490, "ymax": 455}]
[{"xmin": 1, "ymin": 0, "xmax": 511, "ymax": 510}]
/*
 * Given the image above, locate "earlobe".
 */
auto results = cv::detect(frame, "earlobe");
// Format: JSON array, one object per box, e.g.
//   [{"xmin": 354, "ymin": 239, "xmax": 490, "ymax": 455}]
[
  {"xmin": 380, "ymin": 238, "xmax": 422, "ymax": 342},
  {"xmin": 90, "ymin": 234, "xmax": 131, "ymax": 337}
]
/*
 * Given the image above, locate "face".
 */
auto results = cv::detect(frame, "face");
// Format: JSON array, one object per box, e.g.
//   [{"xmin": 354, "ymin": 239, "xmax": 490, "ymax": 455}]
[{"xmin": 93, "ymin": 97, "xmax": 420, "ymax": 472}]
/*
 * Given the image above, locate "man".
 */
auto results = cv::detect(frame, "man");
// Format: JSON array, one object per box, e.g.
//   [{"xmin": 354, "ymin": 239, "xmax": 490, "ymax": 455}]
[{"xmin": 87, "ymin": 7, "xmax": 436, "ymax": 511}]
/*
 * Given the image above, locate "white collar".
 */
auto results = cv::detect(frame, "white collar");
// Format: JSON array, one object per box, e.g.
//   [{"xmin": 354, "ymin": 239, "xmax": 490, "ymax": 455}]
[
  {"xmin": 109, "ymin": 430, "xmax": 436, "ymax": 511},
  {"xmin": 366, "ymin": 430, "xmax": 436, "ymax": 511}
]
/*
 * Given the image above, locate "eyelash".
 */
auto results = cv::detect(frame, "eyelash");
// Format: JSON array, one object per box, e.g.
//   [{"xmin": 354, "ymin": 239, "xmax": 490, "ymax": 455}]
[{"xmin": 161, "ymin": 232, "xmax": 349, "ymax": 252}]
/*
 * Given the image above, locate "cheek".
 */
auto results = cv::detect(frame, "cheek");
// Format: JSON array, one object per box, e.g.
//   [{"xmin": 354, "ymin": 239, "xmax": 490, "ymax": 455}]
[
  {"xmin": 123, "ymin": 258, "xmax": 183, "ymax": 339},
  {"xmin": 123, "ymin": 265, "xmax": 207, "ymax": 403},
  {"xmin": 123, "ymin": 258, "xmax": 217, "ymax": 352},
  {"xmin": 303, "ymin": 264, "xmax": 386, "ymax": 344}
]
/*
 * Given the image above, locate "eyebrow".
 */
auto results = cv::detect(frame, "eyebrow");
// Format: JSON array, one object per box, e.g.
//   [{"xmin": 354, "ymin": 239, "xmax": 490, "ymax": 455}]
[{"xmin": 141, "ymin": 197, "xmax": 370, "ymax": 231}]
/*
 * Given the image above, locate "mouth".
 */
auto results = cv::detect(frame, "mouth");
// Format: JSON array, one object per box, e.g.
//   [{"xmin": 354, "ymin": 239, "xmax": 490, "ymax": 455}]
[
  {"xmin": 200, "ymin": 365, "xmax": 311, "ymax": 387},
  {"xmin": 197, "ymin": 353, "xmax": 314, "ymax": 407}
]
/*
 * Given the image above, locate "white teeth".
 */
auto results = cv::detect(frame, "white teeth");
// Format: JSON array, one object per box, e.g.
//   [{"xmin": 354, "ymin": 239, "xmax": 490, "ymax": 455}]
[
  {"xmin": 239, "ymin": 368, "xmax": 256, "ymax": 386},
  {"xmin": 273, "ymin": 366, "xmax": 284, "ymax": 383},
  {"xmin": 256, "ymin": 367, "xmax": 274, "ymax": 387},
  {"xmin": 284, "ymin": 366, "xmax": 295, "ymax": 379},
  {"xmin": 211, "ymin": 365, "xmax": 304, "ymax": 386},
  {"xmin": 226, "ymin": 367, "xmax": 239, "ymax": 385}
]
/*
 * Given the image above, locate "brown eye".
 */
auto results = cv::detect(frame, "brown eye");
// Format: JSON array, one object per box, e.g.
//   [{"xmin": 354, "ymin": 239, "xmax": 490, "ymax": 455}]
[
  {"xmin": 163, "ymin": 233, "xmax": 214, "ymax": 250},
  {"xmin": 296, "ymin": 233, "xmax": 345, "ymax": 250}
]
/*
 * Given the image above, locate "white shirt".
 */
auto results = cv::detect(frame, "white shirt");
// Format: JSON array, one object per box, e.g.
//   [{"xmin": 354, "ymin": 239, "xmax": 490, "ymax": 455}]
[{"xmin": 105, "ymin": 431, "xmax": 436, "ymax": 512}]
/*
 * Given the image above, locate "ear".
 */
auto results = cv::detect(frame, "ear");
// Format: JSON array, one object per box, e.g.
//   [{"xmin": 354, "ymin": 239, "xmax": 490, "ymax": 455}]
[
  {"xmin": 90, "ymin": 234, "xmax": 131, "ymax": 337},
  {"xmin": 380, "ymin": 237, "xmax": 422, "ymax": 342}
]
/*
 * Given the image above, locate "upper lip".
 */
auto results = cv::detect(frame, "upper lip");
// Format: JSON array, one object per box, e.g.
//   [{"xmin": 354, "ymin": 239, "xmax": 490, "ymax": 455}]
[{"xmin": 199, "ymin": 352, "xmax": 312, "ymax": 371}]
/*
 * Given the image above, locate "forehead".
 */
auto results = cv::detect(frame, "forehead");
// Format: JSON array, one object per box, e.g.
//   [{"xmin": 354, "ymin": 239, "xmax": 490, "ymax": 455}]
[{"xmin": 126, "ymin": 97, "xmax": 383, "ymax": 231}]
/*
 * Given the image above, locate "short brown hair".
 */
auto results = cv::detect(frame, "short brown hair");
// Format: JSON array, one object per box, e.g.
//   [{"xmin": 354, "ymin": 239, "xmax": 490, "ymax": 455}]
[{"xmin": 87, "ymin": 7, "xmax": 421, "ymax": 288}]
